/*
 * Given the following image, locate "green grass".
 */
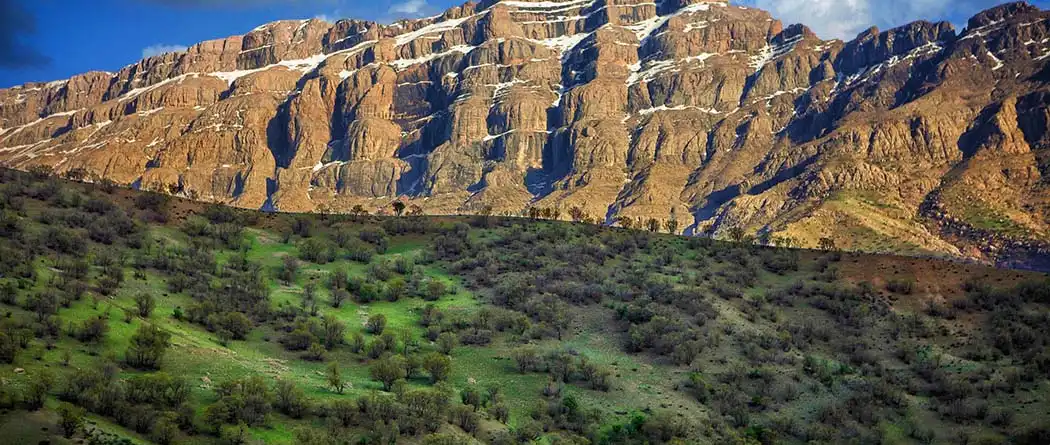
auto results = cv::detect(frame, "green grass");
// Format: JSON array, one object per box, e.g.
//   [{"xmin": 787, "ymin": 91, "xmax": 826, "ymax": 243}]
[
  {"xmin": 1, "ymin": 170, "xmax": 1047, "ymax": 445},
  {"xmin": 958, "ymin": 203, "xmax": 1032, "ymax": 237}
]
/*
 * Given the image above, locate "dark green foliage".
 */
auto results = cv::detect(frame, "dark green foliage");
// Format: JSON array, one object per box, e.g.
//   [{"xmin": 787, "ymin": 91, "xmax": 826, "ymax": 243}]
[
  {"xmin": 326, "ymin": 362, "xmax": 346, "ymax": 394},
  {"xmin": 0, "ymin": 169, "xmax": 1045, "ymax": 445},
  {"xmin": 370, "ymin": 355, "xmax": 406, "ymax": 391},
  {"xmin": 298, "ymin": 237, "xmax": 335, "ymax": 263},
  {"xmin": 126, "ymin": 324, "xmax": 171, "ymax": 370},
  {"xmin": 345, "ymin": 238, "xmax": 376, "ymax": 263},
  {"xmin": 277, "ymin": 255, "xmax": 299, "ymax": 283},
  {"xmin": 205, "ymin": 376, "xmax": 273, "ymax": 429},
  {"xmin": 151, "ymin": 412, "xmax": 180, "ymax": 445},
  {"xmin": 134, "ymin": 293, "xmax": 156, "ymax": 318},
  {"xmin": 57, "ymin": 402, "xmax": 85, "ymax": 438},
  {"xmin": 436, "ymin": 332, "xmax": 457, "ymax": 355},
  {"xmin": 134, "ymin": 192, "xmax": 171, "ymax": 220},
  {"xmin": 421, "ymin": 352, "xmax": 451, "ymax": 383},
  {"xmin": 274, "ymin": 380, "xmax": 309, "ymax": 418},
  {"xmin": 76, "ymin": 316, "xmax": 110, "ymax": 343},
  {"xmin": 886, "ymin": 278, "xmax": 915, "ymax": 294},
  {"xmin": 25, "ymin": 370, "xmax": 54, "ymax": 410},
  {"xmin": 366, "ymin": 313, "xmax": 387, "ymax": 335},
  {"xmin": 358, "ymin": 227, "xmax": 389, "ymax": 253},
  {"xmin": 0, "ymin": 332, "xmax": 19, "ymax": 363},
  {"xmin": 207, "ymin": 311, "xmax": 252, "ymax": 340}
]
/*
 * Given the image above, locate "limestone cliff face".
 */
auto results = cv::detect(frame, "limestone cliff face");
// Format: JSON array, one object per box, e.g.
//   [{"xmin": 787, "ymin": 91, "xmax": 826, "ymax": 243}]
[{"xmin": 2, "ymin": 0, "xmax": 1049, "ymax": 268}]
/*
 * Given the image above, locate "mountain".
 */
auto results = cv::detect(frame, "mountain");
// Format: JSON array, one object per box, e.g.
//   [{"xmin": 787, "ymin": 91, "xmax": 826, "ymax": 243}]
[{"xmin": 1, "ymin": 0, "xmax": 1049, "ymax": 268}]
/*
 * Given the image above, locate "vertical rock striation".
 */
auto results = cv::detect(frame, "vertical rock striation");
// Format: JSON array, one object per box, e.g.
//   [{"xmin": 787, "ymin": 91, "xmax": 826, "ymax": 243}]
[{"xmin": 2, "ymin": 1, "xmax": 1049, "ymax": 268}]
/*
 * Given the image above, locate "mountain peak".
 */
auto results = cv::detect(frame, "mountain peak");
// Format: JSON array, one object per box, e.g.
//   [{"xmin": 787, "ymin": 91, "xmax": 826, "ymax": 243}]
[
  {"xmin": 968, "ymin": 0, "xmax": 1042, "ymax": 29},
  {"xmin": 1, "ymin": 0, "xmax": 1048, "ymax": 269}
]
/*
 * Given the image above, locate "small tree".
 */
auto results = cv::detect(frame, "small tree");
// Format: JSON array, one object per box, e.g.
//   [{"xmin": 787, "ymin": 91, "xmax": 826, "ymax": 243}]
[
  {"xmin": 646, "ymin": 218, "xmax": 660, "ymax": 232},
  {"xmin": 387, "ymin": 278, "xmax": 407, "ymax": 302},
  {"xmin": 275, "ymin": 380, "xmax": 309, "ymax": 419},
  {"xmin": 135, "ymin": 293, "xmax": 155, "ymax": 318},
  {"xmin": 425, "ymin": 280, "xmax": 447, "ymax": 301},
  {"xmin": 302, "ymin": 283, "xmax": 317, "ymax": 311},
  {"xmin": 331, "ymin": 289, "xmax": 349, "ymax": 309},
  {"xmin": 513, "ymin": 348, "xmax": 539, "ymax": 373},
  {"xmin": 151, "ymin": 412, "xmax": 180, "ymax": 445},
  {"xmin": 76, "ymin": 316, "xmax": 109, "ymax": 343},
  {"xmin": 437, "ymin": 332, "xmax": 458, "ymax": 355},
  {"xmin": 304, "ymin": 343, "xmax": 327, "ymax": 361},
  {"xmin": 366, "ymin": 314, "xmax": 387, "ymax": 335},
  {"xmin": 569, "ymin": 206, "xmax": 585, "ymax": 223},
  {"xmin": 126, "ymin": 323, "xmax": 171, "ymax": 370},
  {"xmin": 57, "ymin": 402, "xmax": 84, "ymax": 438},
  {"xmin": 392, "ymin": 201, "xmax": 406, "ymax": 216},
  {"xmin": 1, "ymin": 281, "xmax": 18, "ymax": 305},
  {"xmin": 664, "ymin": 218, "xmax": 679, "ymax": 235},
  {"xmin": 727, "ymin": 226, "xmax": 747, "ymax": 243},
  {"xmin": 490, "ymin": 403, "xmax": 510, "ymax": 424},
  {"xmin": 422, "ymin": 352, "xmax": 452, "ymax": 383},
  {"xmin": 327, "ymin": 362, "xmax": 347, "ymax": 394},
  {"xmin": 26, "ymin": 370, "xmax": 54, "ymax": 410},
  {"xmin": 370, "ymin": 355, "xmax": 406, "ymax": 391},
  {"xmin": 220, "ymin": 424, "xmax": 249, "ymax": 445},
  {"xmin": 461, "ymin": 387, "xmax": 481, "ymax": 410},
  {"xmin": 322, "ymin": 316, "xmax": 346, "ymax": 350},
  {"xmin": 398, "ymin": 328, "xmax": 417, "ymax": 355},
  {"xmin": 818, "ymin": 237, "xmax": 836, "ymax": 251},
  {"xmin": 349, "ymin": 332, "xmax": 365, "ymax": 353},
  {"xmin": 329, "ymin": 269, "xmax": 348, "ymax": 291},
  {"xmin": 618, "ymin": 216, "xmax": 634, "ymax": 230},
  {"xmin": 277, "ymin": 255, "xmax": 299, "ymax": 283}
]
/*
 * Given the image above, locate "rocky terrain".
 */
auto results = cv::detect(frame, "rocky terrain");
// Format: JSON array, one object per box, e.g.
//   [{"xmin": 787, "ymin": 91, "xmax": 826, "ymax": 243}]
[{"xmin": 1, "ymin": 0, "xmax": 1048, "ymax": 268}]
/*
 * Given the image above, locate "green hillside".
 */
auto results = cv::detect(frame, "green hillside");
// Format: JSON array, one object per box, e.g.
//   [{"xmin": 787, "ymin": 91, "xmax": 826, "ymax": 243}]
[{"xmin": 0, "ymin": 168, "xmax": 1047, "ymax": 445}]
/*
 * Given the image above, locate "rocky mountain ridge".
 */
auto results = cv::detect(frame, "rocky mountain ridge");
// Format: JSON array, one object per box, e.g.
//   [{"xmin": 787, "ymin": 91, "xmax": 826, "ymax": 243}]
[{"xmin": 1, "ymin": 0, "xmax": 1049, "ymax": 268}]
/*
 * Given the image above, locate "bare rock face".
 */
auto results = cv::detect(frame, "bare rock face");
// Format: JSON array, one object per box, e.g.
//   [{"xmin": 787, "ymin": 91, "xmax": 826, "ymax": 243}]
[{"xmin": 2, "ymin": 1, "xmax": 1050, "ymax": 269}]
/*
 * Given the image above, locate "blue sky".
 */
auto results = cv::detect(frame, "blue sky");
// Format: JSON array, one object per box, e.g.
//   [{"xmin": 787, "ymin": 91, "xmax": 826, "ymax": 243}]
[{"xmin": 0, "ymin": 0, "xmax": 1046, "ymax": 88}]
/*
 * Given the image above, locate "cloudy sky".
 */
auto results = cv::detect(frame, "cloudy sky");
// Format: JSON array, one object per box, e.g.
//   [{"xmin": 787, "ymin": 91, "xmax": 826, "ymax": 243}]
[{"xmin": 1, "ymin": 0, "xmax": 1046, "ymax": 88}]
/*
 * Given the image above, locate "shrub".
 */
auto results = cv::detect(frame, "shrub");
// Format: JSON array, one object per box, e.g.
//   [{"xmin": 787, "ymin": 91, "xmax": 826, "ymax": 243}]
[
  {"xmin": 126, "ymin": 324, "xmax": 172, "ymax": 370},
  {"xmin": 298, "ymin": 238, "xmax": 335, "ymax": 264},
  {"xmin": 326, "ymin": 362, "xmax": 347, "ymax": 394},
  {"xmin": 370, "ymin": 356, "xmax": 406, "ymax": 391},
  {"xmin": 276, "ymin": 256, "xmax": 299, "ymax": 283},
  {"xmin": 422, "ymin": 352, "xmax": 452, "ymax": 383},
  {"xmin": 359, "ymin": 228, "xmax": 389, "ymax": 253},
  {"xmin": 135, "ymin": 293, "xmax": 156, "ymax": 318},
  {"xmin": 77, "ymin": 316, "xmax": 110, "ymax": 343},
  {"xmin": 366, "ymin": 314, "xmax": 387, "ymax": 335},
  {"xmin": 345, "ymin": 239, "xmax": 376, "ymax": 263},
  {"xmin": 437, "ymin": 332, "xmax": 458, "ymax": 355},
  {"xmin": 513, "ymin": 347, "xmax": 540, "ymax": 373},
  {"xmin": 57, "ymin": 402, "xmax": 85, "ymax": 438},
  {"xmin": 393, "ymin": 255, "xmax": 414, "ymax": 274},
  {"xmin": 886, "ymin": 279, "xmax": 915, "ymax": 295},
  {"xmin": 274, "ymin": 380, "xmax": 309, "ymax": 419}
]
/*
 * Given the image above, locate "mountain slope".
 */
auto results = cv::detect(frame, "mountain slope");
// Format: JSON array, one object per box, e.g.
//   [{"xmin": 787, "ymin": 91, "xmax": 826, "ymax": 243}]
[
  {"xmin": 1, "ymin": 0, "xmax": 1049, "ymax": 268},
  {"xmin": 0, "ymin": 167, "xmax": 1048, "ymax": 445}
]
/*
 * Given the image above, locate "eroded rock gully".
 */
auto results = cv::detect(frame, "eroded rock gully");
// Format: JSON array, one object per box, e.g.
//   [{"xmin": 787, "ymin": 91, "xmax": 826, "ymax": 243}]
[{"xmin": 2, "ymin": 0, "xmax": 1049, "ymax": 268}]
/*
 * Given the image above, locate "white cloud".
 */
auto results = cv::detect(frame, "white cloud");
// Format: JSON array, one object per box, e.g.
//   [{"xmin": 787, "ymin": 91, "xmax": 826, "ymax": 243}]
[
  {"xmin": 389, "ymin": 0, "xmax": 430, "ymax": 17},
  {"xmin": 745, "ymin": 0, "xmax": 1012, "ymax": 40},
  {"xmin": 142, "ymin": 44, "xmax": 188, "ymax": 59}
]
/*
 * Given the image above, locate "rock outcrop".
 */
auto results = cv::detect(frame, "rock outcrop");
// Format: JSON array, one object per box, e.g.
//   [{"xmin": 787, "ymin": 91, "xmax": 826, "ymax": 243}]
[{"xmin": 2, "ymin": 0, "xmax": 1049, "ymax": 269}]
